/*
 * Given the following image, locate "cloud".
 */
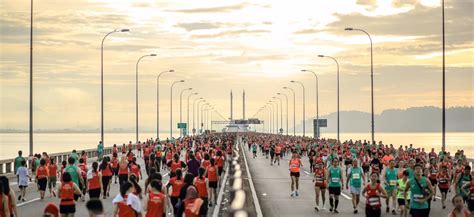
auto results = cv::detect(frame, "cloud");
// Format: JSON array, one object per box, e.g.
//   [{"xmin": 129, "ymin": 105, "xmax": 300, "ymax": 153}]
[
  {"xmin": 325, "ymin": 1, "xmax": 473, "ymax": 44},
  {"xmin": 175, "ymin": 22, "xmax": 221, "ymax": 31},
  {"xmin": 167, "ymin": 3, "xmax": 246, "ymax": 13},
  {"xmin": 192, "ymin": 29, "xmax": 270, "ymax": 39}
]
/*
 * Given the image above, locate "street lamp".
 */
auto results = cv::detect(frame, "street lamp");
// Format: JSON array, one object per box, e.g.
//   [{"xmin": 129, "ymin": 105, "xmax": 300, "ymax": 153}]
[
  {"xmin": 345, "ymin": 27, "xmax": 375, "ymax": 144},
  {"xmin": 196, "ymin": 100, "xmax": 206, "ymax": 133},
  {"xmin": 283, "ymin": 87, "xmax": 296, "ymax": 136},
  {"xmin": 179, "ymin": 88, "xmax": 192, "ymax": 137},
  {"xmin": 156, "ymin": 69, "xmax": 174, "ymax": 139},
  {"xmin": 317, "ymin": 55, "xmax": 340, "ymax": 141},
  {"xmin": 193, "ymin": 98, "xmax": 204, "ymax": 134},
  {"xmin": 100, "ymin": 28, "xmax": 129, "ymax": 145},
  {"xmin": 187, "ymin": 93, "xmax": 198, "ymax": 135},
  {"xmin": 291, "ymin": 80, "xmax": 306, "ymax": 137},
  {"xmin": 301, "ymin": 69, "xmax": 319, "ymax": 138},
  {"xmin": 269, "ymin": 101, "xmax": 278, "ymax": 134},
  {"xmin": 170, "ymin": 80, "xmax": 185, "ymax": 138},
  {"xmin": 28, "ymin": 0, "xmax": 34, "ymax": 157},
  {"xmin": 273, "ymin": 96, "xmax": 283, "ymax": 134},
  {"xmin": 136, "ymin": 53, "xmax": 156, "ymax": 144},
  {"xmin": 266, "ymin": 103, "xmax": 274, "ymax": 134},
  {"xmin": 200, "ymin": 103, "xmax": 210, "ymax": 133},
  {"xmin": 277, "ymin": 93, "xmax": 289, "ymax": 135}
]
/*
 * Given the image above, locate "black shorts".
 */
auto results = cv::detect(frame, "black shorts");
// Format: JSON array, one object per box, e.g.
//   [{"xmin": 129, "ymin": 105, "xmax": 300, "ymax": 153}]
[
  {"xmin": 38, "ymin": 178, "xmax": 47, "ymax": 191},
  {"xmin": 328, "ymin": 186, "xmax": 341, "ymax": 195},
  {"xmin": 344, "ymin": 159, "xmax": 352, "ymax": 165},
  {"xmin": 468, "ymin": 200, "xmax": 474, "ymax": 212},
  {"xmin": 397, "ymin": 198, "xmax": 409, "ymax": 206},
  {"xmin": 218, "ymin": 167, "xmax": 223, "ymax": 176},
  {"xmin": 88, "ymin": 188, "xmax": 101, "ymax": 199},
  {"xmin": 365, "ymin": 206, "xmax": 381, "ymax": 217},
  {"xmin": 362, "ymin": 165, "xmax": 370, "ymax": 173},
  {"xmin": 276, "ymin": 153, "xmax": 281, "ymax": 157},
  {"xmin": 410, "ymin": 208, "xmax": 429, "ymax": 217},
  {"xmin": 60, "ymin": 204, "xmax": 76, "ymax": 214},
  {"xmin": 439, "ymin": 187, "xmax": 448, "ymax": 194},
  {"xmin": 290, "ymin": 172, "xmax": 300, "ymax": 177},
  {"xmin": 209, "ymin": 181, "xmax": 218, "ymax": 189},
  {"xmin": 112, "ymin": 168, "xmax": 118, "ymax": 176},
  {"xmin": 429, "ymin": 178, "xmax": 437, "ymax": 185}
]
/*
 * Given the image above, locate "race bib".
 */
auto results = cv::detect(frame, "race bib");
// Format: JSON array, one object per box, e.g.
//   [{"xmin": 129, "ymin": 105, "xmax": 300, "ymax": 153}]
[
  {"xmin": 470, "ymin": 193, "xmax": 474, "ymax": 200},
  {"xmin": 389, "ymin": 180, "xmax": 397, "ymax": 186},
  {"xmin": 368, "ymin": 197, "xmax": 380, "ymax": 206},
  {"xmin": 331, "ymin": 177, "xmax": 340, "ymax": 183},
  {"xmin": 315, "ymin": 178, "xmax": 324, "ymax": 184},
  {"xmin": 439, "ymin": 179, "xmax": 447, "ymax": 184},
  {"xmin": 352, "ymin": 173, "xmax": 360, "ymax": 179},
  {"xmin": 413, "ymin": 194, "xmax": 424, "ymax": 202}
]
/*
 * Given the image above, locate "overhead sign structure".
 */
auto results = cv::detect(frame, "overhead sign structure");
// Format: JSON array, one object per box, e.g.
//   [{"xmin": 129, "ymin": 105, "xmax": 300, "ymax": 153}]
[
  {"xmin": 313, "ymin": 119, "xmax": 327, "ymax": 138},
  {"xmin": 177, "ymin": 123, "xmax": 187, "ymax": 129}
]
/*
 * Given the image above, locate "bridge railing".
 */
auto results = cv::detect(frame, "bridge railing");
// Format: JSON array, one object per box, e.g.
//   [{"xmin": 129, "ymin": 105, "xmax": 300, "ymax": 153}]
[
  {"xmin": 0, "ymin": 144, "xmax": 138, "ymax": 176},
  {"xmin": 227, "ymin": 136, "xmax": 249, "ymax": 217}
]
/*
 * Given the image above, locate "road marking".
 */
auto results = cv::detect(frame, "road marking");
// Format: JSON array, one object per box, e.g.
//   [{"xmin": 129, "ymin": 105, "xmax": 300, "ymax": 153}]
[
  {"xmin": 304, "ymin": 171, "xmax": 311, "ymax": 176},
  {"xmin": 241, "ymin": 140, "xmax": 263, "ymax": 217},
  {"xmin": 213, "ymin": 163, "xmax": 230, "ymax": 217},
  {"xmin": 341, "ymin": 192, "xmax": 352, "ymax": 200},
  {"xmin": 17, "ymin": 198, "xmax": 40, "ymax": 207},
  {"xmin": 435, "ymin": 196, "xmax": 442, "ymax": 200}
]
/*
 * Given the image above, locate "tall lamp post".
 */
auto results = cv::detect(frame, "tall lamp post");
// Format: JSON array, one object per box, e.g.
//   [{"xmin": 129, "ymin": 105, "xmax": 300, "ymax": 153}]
[
  {"xmin": 200, "ymin": 103, "xmax": 210, "ymax": 133},
  {"xmin": 301, "ymin": 69, "xmax": 319, "ymax": 138},
  {"xmin": 291, "ymin": 80, "xmax": 306, "ymax": 137},
  {"xmin": 266, "ymin": 103, "xmax": 273, "ymax": 134},
  {"xmin": 441, "ymin": 0, "xmax": 446, "ymax": 150},
  {"xmin": 170, "ymin": 80, "xmax": 185, "ymax": 138},
  {"xmin": 100, "ymin": 28, "xmax": 129, "ymax": 145},
  {"xmin": 28, "ymin": 0, "xmax": 34, "ymax": 157},
  {"xmin": 187, "ymin": 93, "xmax": 198, "ymax": 135},
  {"xmin": 193, "ymin": 98, "xmax": 204, "ymax": 134},
  {"xmin": 135, "ymin": 54, "xmax": 156, "ymax": 144},
  {"xmin": 283, "ymin": 87, "xmax": 296, "ymax": 136},
  {"xmin": 268, "ymin": 100, "xmax": 279, "ymax": 134},
  {"xmin": 179, "ymin": 88, "xmax": 192, "ymax": 137},
  {"xmin": 277, "ymin": 93, "xmax": 289, "ymax": 135},
  {"xmin": 196, "ymin": 100, "xmax": 206, "ymax": 133},
  {"xmin": 317, "ymin": 55, "xmax": 340, "ymax": 141},
  {"xmin": 156, "ymin": 69, "xmax": 174, "ymax": 139},
  {"xmin": 345, "ymin": 27, "xmax": 375, "ymax": 144},
  {"xmin": 273, "ymin": 96, "xmax": 283, "ymax": 134}
]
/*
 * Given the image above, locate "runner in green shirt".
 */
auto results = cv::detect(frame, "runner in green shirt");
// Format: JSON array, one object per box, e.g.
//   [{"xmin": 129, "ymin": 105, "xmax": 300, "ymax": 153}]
[
  {"xmin": 397, "ymin": 170, "xmax": 410, "ymax": 217},
  {"xmin": 14, "ymin": 151, "xmax": 24, "ymax": 175},
  {"xmin": 64, "ymin": 157, "xmax": 84, "ymax": 201},
  {"xmin": 404, "ymin": 164, "xmax": 434, "ymax": 217},
  {"xmin": 326, "ymin": 158, "xmax": 343, "ymax": 213},
  {"xmin": 346, "ymin": 159, "xmax": 365, "ymax": 214},
  {"xmin": 383, "ymin": 160, "xmax": 398, "ymax": 214},
  {"xmin": 70, "ymin": 150, "xmax": 79, "ymax": 165}
]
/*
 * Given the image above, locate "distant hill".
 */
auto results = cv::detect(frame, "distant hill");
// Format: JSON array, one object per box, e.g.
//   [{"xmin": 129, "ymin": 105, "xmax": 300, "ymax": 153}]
[{"xmin": 295, "ymin": 106, "xmax": 473, "ymax": 133}]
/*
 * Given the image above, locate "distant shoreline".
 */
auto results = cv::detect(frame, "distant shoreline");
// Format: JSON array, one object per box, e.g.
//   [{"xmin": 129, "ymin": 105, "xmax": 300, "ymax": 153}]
[{"xmin": 1, "ymin": 131, "xmax": 472, "ymax": 134}]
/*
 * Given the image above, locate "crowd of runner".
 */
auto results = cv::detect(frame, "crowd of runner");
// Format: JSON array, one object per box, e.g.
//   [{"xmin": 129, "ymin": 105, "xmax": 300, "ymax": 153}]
[
  {"xmin": 3, "ymin": 133, "xmax": 234, "ymax": 217},
  {"xmin": 1, "ymin": 132, "xmax": 472, "ymax": 217},
  {"xmin": 246, "ymin": 133, "xmax": 472, "ymax": 217}
]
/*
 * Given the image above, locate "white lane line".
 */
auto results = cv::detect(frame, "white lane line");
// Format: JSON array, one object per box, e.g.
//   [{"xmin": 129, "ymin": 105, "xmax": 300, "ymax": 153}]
[
  {"xmin": 341, "ymin": 192, "xmax": 352, "ymax": 200},
  {"xmin": 213, "ymin": 163, "xmax": 230, "ymax": 217},
  {"xmin": 304, "ymin": 171, "xmax": 311, "ymax": 176},
  {"xmin": 435, "ymin": 196, "xmax": 442, "ymax": 200},
  {"xmin": 241, "ymin": 140, "xmax": 263, "ymax": 217},
  {"xmin": 17, "ymin": 198, "xmax": 40, "ymax": 207}
]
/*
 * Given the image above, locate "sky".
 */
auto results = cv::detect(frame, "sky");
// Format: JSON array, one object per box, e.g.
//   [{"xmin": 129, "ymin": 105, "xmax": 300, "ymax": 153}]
[{"xmin": 0, "ymin": 0, "xmax": 473, "ymax": 132}]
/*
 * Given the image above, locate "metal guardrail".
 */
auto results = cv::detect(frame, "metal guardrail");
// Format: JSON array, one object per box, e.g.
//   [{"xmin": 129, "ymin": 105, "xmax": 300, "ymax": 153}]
[
  {"xmin": 227, "ymin": 136, "xmax": 249, "ymax": 217},
  {"xmin": 0, "ymin": 145, "xmax": 136, "ymax": 176}
]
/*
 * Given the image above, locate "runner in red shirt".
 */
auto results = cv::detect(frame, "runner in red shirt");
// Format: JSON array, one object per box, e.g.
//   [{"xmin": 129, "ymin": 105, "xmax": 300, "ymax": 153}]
[{"xmin": 144, "ymin": 180, "xmax": 166, "ymax": 217}]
